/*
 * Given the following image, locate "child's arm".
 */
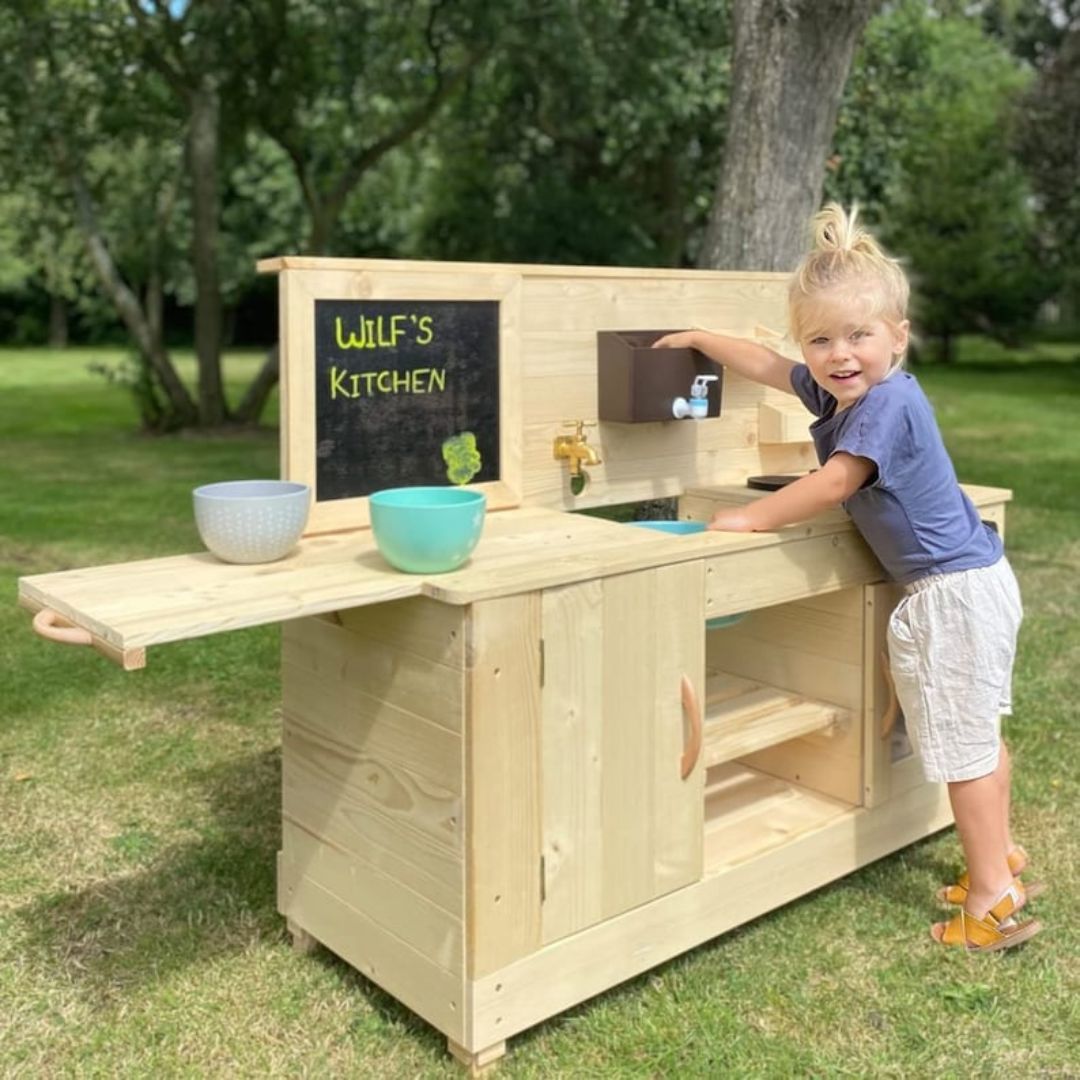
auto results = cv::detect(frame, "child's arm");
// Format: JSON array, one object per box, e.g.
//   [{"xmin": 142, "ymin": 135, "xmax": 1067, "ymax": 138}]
[
  {"xmin": 708, "ymin": 453, "xmax": 875, "ymax": 532},
  {"xmin": 651, "ymin": 330, "xmax": 797, "ymax": 395}
]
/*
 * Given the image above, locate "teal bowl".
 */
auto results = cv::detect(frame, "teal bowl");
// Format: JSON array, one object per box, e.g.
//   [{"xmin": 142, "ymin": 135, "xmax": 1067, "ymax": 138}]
[
  {"xmin": 369, "ymin": 487, "xmax": 487, "ymax": 574},
  {"xmin": 628, "ymin": 520, "xmax": 745, "ymax": 629}
]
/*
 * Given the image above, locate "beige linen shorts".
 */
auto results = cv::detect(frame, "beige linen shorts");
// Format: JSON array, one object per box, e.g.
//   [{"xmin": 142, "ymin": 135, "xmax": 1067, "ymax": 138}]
[{"xmin": 886, "ymin": 557, "xmax": 1023, "ymax": 783}]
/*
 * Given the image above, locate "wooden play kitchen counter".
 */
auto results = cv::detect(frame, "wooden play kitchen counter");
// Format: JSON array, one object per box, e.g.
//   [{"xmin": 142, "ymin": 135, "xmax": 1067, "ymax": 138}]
[{"xmin": 19, "ymin": 257, "xmax": 1013, "ymax": 1073}]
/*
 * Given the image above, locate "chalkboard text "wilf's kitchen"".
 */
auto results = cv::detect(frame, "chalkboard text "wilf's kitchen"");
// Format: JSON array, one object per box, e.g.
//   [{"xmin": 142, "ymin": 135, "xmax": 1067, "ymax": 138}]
[
  {"xmin": 329, "ymin": 366, "xmax": 447, "ymax": 399},
  {"xmin": 335, "ymin": 314, "xmax": 434, "ymax": 349}
]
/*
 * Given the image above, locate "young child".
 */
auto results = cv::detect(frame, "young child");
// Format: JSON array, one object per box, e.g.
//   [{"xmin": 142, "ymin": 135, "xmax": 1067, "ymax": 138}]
[{"xmin": 653, "ymin": 203, "xmax": 1041, "ymax": 952}]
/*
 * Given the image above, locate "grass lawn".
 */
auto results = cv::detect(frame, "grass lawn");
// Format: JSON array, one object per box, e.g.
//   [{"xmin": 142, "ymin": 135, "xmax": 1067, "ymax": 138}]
[{"xmin": 1, "ymin": 341, "xmax": 1078, "ymax": 1077}]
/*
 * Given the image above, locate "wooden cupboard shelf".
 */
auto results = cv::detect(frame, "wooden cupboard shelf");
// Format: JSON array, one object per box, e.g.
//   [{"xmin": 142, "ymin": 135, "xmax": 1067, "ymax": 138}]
[
  {"xmin": 702, "ymin": 670, "xmax": 849, "ymax": 768},
  {"xmin": 702, "ymin": 763, "xmax": 853, "ymax": 874}
]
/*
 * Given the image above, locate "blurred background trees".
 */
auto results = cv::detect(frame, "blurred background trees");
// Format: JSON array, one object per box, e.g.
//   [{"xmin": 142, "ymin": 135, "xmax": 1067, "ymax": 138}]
[{"xmin": 1, "ymin": 0, "xmax": 1076, "ymax": 428}]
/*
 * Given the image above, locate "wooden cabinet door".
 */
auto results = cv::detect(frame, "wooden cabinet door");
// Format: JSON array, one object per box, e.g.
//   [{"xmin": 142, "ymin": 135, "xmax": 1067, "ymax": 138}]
[
  {"xmin": 863, "ymin": 582, "xmax": 928, "ymax": 807},
  {"xmin": 539, "ymin": 562, "xmax": 705, "ymax": 945}
]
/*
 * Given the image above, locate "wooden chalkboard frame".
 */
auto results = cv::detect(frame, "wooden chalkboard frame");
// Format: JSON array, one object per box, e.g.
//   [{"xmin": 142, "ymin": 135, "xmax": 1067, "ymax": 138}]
[{"xmin": 272, "ymin": 264, "xmax": 523, "ymax": 534}]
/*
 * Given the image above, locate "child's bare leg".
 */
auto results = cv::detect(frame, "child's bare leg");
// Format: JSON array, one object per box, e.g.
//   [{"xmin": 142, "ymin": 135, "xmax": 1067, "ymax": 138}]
[{"xmin": 943, "ymin": 760, "xmax": 1014, "ymax": 920}]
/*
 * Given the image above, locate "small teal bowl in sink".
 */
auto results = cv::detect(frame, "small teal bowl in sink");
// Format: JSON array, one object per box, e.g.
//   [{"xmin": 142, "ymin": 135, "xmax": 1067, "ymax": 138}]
[
  {"xmin": 628, "ymin": 519, "xmax": 745, "ymax": 629},
  {"xmin": 369, "ymin": 486, "xmax": 486, "ymax": 574}
]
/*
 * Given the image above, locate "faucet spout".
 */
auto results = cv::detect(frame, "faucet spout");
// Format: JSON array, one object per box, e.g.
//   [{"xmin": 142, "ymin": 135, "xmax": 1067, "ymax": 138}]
[{"xmin": 553, "ymin": 420, "xmax": 602, "ymax": 478}]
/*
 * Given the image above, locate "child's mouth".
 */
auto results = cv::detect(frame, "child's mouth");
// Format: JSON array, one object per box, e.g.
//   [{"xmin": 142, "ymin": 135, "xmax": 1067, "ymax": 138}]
[{"xmin": 831, "ymin": 371, "xmax": 860, "ymax": 382}]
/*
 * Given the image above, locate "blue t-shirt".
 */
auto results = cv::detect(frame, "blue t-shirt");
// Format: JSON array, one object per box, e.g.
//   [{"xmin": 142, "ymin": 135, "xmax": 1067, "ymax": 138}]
[{"xmin": 789, "ymin": 364, "xmax": 1002, "ymax": 584}]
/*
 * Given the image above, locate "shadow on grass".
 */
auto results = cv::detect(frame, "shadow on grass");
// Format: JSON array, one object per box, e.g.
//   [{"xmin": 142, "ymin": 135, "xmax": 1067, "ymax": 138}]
[
  {"xmin": 14, "ymin": 748, "xmax": 284, "ymax": 998},
  {"xmin": 12, "ymin": 742, "xmax": 443, "ymax": 1049}
]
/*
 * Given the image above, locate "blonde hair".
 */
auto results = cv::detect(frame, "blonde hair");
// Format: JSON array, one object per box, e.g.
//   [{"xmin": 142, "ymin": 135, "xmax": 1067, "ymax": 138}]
[{"xmin": 789, "ymin": 203, "xmax": 910, "ymax": 365}]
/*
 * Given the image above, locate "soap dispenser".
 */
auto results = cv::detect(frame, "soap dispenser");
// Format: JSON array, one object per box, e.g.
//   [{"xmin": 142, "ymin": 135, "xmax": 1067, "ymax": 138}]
[{"xmin": 672, "ymin": 374, "xmax": 719, "ymax": 420}]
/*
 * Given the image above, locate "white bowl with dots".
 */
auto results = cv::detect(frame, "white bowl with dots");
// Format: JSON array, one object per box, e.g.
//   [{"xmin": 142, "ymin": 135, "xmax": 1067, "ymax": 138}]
[{"xmin": 193, "ymin": 480, "xmax": 311, "ymax": 564}]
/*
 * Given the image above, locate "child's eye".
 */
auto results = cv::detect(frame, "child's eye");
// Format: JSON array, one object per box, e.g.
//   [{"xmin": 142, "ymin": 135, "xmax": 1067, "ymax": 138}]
[
  {"xmin": 851, "ymin": 329, "xmax": 870, "ymax": 340},
  {"xmin": 810, "ymin": 336, "xmax": 828, "ymax": 346}
]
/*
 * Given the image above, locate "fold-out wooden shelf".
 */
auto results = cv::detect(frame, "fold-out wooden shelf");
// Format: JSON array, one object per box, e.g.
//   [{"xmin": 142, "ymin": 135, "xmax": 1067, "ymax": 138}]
[
  {"xmin": 702, "ymin": 670, "xmax": 848, "ymax": 768},
  {"xmin": 702, "ymin": 762, "xmax": 852, "ymax": 874}
]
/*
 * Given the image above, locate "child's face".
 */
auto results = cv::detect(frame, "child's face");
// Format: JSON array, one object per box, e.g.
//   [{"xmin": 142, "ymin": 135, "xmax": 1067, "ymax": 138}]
[{"xmin": 799, "ymin": 303, "xmax": 909, "ymax": 411}]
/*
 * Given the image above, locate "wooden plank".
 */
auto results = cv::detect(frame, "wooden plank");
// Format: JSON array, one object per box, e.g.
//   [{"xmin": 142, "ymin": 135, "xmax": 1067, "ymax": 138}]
[
  {"xmin": 260, "ymin": 255, "xmax": 791, "ymax": 283},
  {"xmin": 703, "ymin": 530, "xmax": 883, "ymax": 618},
  {"xmin": 518, "ymin": 274, "xmax": 787, "ymax": 334},
  {"xmin": 649, "ymin": 561, "xmax": 705, "ymax": 890},
  {"xmin": 284, "ymin": 616, "xmax": 464, "ymax": 735},
  {"xmin": 278, "ymin": 871, "xmax": 465, "ymax": 1043},
  {"xmin": 464, "ymin": 779, "xmax": 953, "ymax": 1050},
  {"xmin": 540, "ymin": 580, "xmax": 605, "ymax": 944},
  {"xmin": 758, "ymin": 400, "xmax": 812, "ymax": 444},
  {"xmin": 702, "ymin": 673, "xmax": 846, "ymax": 768},
  {"xmin": 279, "ymin": 819, "xmax": 462, "ymax": 972},
  {"xmin": 17, "ymin": 490, "xmax": 1012, "ymax": 650},
  {"xmin": 282, "ymin": 679, "xmax": 462, "ymax": 805},
  {"xmin": 861, "ymin": 581, "xmax": 922, "ymax": 808},
  {"xmin": 281, "ymin": 615, "xmax": 465, "ymax": 922},
  {"xmin": 702, "ymin": 764, "xmax": 850, "ymax": 871},
  {"xmin": 599, "ymin": 571, "xmax": 657, "ymax": 916},
  {"xmin": 467, "ymin": 594, "xmax": 543, "ymax": 976},
  {"xmin": 282, "ymin": 717, "xmax": 462, "ymax": 891},
  {"xmin": 334, "ymin": 596, "xmax": 467, "ymax": 669}
]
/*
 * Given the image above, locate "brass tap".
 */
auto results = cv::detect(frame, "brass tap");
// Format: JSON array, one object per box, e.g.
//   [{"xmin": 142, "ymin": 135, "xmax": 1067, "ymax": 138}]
[{"xmin": 553, "ymin": 420, "xmax": 602, "ymax": 478}]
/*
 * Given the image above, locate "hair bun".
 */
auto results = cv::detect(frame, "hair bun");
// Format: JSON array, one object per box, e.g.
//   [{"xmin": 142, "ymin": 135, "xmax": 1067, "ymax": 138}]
[
  {"xmin": 812, "ymin": 203, "xmax": 883, "ymax": 259},
  {"xmin": 789, "ymin": 201, "xmax": 910, "ymax": 345}
]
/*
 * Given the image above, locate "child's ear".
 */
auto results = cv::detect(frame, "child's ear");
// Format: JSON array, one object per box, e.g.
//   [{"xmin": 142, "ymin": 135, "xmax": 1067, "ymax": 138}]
[{"xmin": 892, "ymin": 319, "xmax": 910, "ymax": 355}]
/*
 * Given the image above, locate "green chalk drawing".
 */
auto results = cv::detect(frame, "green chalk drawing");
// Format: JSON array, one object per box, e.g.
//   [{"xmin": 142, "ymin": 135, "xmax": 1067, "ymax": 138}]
[{"xmin": 442, "ymin": 432, "xmax": 483, "ymax": 485}]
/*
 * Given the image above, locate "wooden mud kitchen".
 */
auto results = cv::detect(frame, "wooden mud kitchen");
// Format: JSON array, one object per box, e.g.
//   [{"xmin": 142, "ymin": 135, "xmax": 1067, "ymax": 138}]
[{"xmin": 20, "ymin": 259, "xmax": 1011, "ymax": 1073}]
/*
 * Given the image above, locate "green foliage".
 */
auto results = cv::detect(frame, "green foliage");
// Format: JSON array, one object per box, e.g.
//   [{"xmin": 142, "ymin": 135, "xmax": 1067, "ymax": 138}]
[
  {"xmin": 1014, "ymin": 27, "xmax": 1080, "ymax": 317},
  {"xmin": 888, "ymin": 17, "xmax": 1054, "ymax": 351},
  {"xmin": 1, "ymin": 0, "xmax": 1074, "ymax": 359},
  {"xmin": 829, "ymin": 3, "xmax": 1057, "ymax": 354},
  {"xmin": 413, "ymin": 0, "xmax": 730, "ymax": 266}
]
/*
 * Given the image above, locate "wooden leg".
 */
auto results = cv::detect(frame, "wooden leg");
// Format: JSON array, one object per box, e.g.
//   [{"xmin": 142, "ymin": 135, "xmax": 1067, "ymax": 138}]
[
  {"xmin": 447, "ymin": 1038, "xmax": 507, "ymax": 1075},
  {"xmin": 286, "ymin": 917, "xmax": 319, "ymax": 956}
]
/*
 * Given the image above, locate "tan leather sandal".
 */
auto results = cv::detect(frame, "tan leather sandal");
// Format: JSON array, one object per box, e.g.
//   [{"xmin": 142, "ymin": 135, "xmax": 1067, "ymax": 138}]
[
  {"xmin": 936, "ymin": 845, "xmax": 1045, "ymax": 905},
  {"xmin": 931, "ymin": 882, "xmax": 1042, "ymax": 953}
]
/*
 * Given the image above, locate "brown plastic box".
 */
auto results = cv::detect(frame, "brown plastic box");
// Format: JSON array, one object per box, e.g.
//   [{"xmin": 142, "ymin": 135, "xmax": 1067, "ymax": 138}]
[{"xmin": 597, "ymin": 330, "xmax": 723, "ymax": 423}]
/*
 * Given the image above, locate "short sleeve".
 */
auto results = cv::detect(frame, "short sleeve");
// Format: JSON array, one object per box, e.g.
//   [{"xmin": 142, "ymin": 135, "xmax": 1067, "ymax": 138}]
[
  {"xmin": 832, "ymin": 379, "xmax": 910, "ymax": 488},
  {"xmin": 789, "ymin": 363, "xmax": 834, "ymax": 418}
]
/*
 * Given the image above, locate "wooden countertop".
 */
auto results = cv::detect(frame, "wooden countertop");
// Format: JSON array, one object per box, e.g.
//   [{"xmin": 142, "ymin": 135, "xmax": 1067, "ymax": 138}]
[{"xmin": 18, "ymin": 484, "xmax": 1010, "ymax": 660}]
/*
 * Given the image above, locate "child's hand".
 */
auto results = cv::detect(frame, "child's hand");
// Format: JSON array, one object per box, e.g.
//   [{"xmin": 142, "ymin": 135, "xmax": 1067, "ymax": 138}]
[
  {"xmin": 707, "ymin": 507, "xmax": 756, "ymax": 532},
  {"xmin": 651, "ymin": 331, "xmax": 697, "ymax": 350}
]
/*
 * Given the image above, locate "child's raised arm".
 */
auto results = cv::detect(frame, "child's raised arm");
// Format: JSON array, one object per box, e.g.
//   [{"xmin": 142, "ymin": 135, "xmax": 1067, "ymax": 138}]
[{"xmin": 651, "ymin": 330, "xmax": 797, "ymax": 395}]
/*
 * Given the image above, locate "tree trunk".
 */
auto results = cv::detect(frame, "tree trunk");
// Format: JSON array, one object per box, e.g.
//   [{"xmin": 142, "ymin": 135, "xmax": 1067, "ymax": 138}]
[
  {"xmin": 47, "ymin": 294, "xmax": 68, "ymax": 348},
  {"xmin": 69, "ymin": 170, "xmax": 197, "ymax": 426},
  {"xmin": 233, "ymin": 343, "xmax": 280, "ymax": 425},
  {"xmin": 189, "ymin": 77, "xmax": 227, "ymax": 425},
  {"xmin": 698, "ymin": 0, "xmax": 882, "ymax": 271}
]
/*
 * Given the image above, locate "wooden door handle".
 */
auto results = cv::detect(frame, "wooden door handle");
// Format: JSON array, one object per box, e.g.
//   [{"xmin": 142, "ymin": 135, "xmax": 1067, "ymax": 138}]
[
  {"xmin": 33, "ymin": 608, "xmax": 93, "ymax": 647},
  {"xmin": 680, "ymin": 673, "xmax": 702, "ymax": 779}
]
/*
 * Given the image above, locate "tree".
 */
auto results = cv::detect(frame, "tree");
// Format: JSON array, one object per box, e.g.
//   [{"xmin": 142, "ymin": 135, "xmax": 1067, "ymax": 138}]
[
  {"xmin": 1015, "ymin": 26, "xmax": 1080, "ymax": 318},
  {"xmin": 0, "ymin": 0, "xmax": 204, "ymax": 427},
  {"xmin": 698, "ymin": 0, "xmax": 883, "ymax": 271},
  {"xmin": 122, "ymin": 0, "xmax": 249, "ymax": 426},
  {"xmin": 881, "ymin": 16, "xmax": 1054, "ymax": 358},
  {"xmin": 414, "ymin": 0, "xmax": 731, "ymax": 268},
  {"xmin": 0, "ymin": 1, "xmax": 486, "ymax": 430}
]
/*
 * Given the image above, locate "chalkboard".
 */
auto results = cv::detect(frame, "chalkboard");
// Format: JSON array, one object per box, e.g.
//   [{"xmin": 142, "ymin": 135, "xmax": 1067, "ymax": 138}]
[{"xmin": 314, "ymin": 299, "xmax": 500, "ymax": 501}]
